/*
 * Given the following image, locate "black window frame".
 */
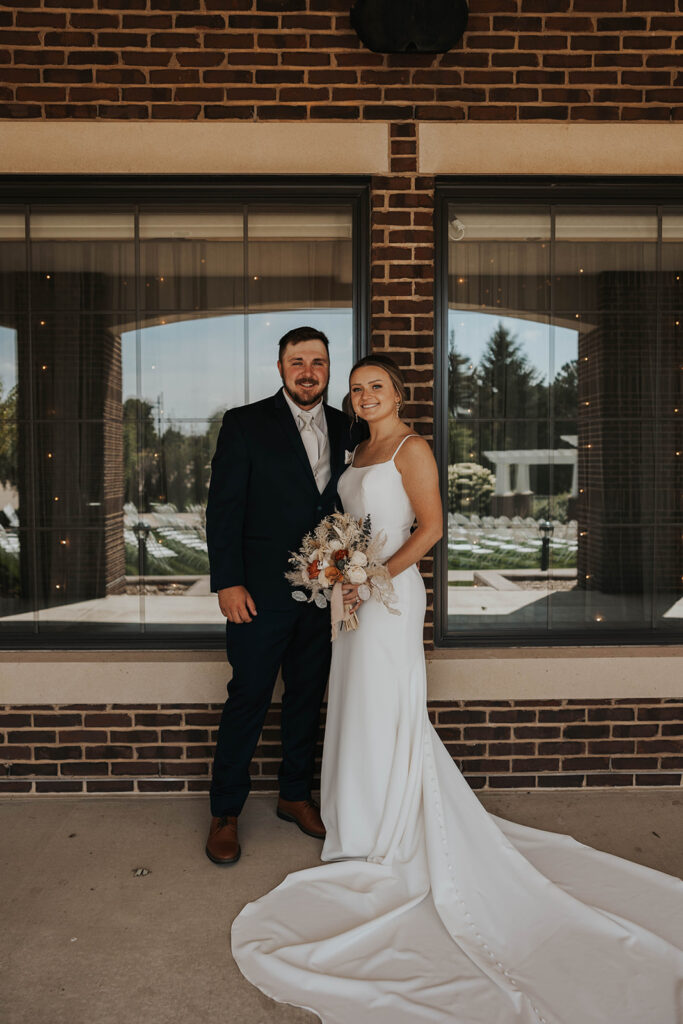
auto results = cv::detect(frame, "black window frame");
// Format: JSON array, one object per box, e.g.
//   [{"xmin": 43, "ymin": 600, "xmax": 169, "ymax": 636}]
[
  {"xmin": 0, "ymin": 174, "xmax": 370, "ymax": 651},
  {"xmin": 434, "ymin": 175, "xmax": 683, "ymax": 649}
]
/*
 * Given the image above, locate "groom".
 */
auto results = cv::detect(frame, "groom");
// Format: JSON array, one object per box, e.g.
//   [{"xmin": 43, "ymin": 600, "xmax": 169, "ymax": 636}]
[{"xmin": 205, "ymin": 326, "xmax": 349, "ymax": 864}]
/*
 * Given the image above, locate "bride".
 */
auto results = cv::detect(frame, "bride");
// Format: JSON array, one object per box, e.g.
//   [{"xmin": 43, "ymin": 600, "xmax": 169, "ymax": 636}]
[{"xmin": 232, "ymin": 354, "xmax": 683, "ymax": 1023}]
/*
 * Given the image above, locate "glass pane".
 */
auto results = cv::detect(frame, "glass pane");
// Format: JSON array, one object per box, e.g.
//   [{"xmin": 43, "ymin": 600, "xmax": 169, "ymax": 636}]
[
  {"xmin": 554, "ymin": 208, "xmax": 658, "ymax": 313},
  {"xmin": 555, "ymin": 210, "xmax": 658, "ymax": 241},
  {"xmin": 447, "ymin": 312, "xmax": 551, "ymax": 421},
  {"xmin": 0, "ymin": 323, "xmax": 18, "ymax": 400},
  {"xmin": 246, "ymin": 309, "xmax": 354, "ymax": 410},
  {"xmin": 131, "ymin": 312, "xmax": 247, "ymax": 422},
  {"xmin": 0, "ymin": 214, "xmax": 26, "ymax": 314},
  {"xmin": 448, "ymin": 205, "xmax": 551, "ymax": 314},
  {"xmin": 247, "ymin": 205, "xmax": 353, "ymax": 312},
  {"xmin": 444, "ymin": 198, "xmax": 683, "ymax": 642},
  {"xmin": 449, "ymin": 241, "xmax": 550, "ymax": 314},
  {"xmin": 0, "ymin": 522, "xmax": 24, "ymax": 619},
  {"xmin": 447, "ymin": 523, "xmax": 552, "ymax": 634},
  {"xmin": 28, "ymin": 420, "xmax": 118, "ymax": 527},
  {"xmin": 30, "ymin": 207, "xmax": 135, "ymax": 312},
  {"xmin": 30, "ymin": 313, "xmax": 126, "ymax": 422},
  {"xmin": 140, "ymin": 207, "xmax": 244, "ymax": 312},
  {"xmin": 1, "ymin": 196, "xmax": 358, "ymax": 645},
  {"xmin": 552, "ymin": 526, "xmax": 655, "ymax": 630}
]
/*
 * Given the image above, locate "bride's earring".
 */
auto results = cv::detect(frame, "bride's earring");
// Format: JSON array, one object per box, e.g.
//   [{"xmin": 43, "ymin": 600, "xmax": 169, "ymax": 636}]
[{"xmin": 354, "ymin": 410, "xmax": 359, "ymax": 424}]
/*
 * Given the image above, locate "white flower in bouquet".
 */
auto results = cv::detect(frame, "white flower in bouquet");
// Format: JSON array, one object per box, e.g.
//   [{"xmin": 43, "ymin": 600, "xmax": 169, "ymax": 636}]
[{"xmin": 284, "ymin": 510, "xmax": 400, "ymax": 639}]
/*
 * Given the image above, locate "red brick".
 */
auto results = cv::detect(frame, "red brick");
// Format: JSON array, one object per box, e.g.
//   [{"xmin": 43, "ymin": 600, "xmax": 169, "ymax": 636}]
[
  {"xmin": 0, "ymin": 714, "xmax": 31, "ymax": 727},
  {"xmin": 488, "ymin": 775, "xmax": 537, "ymax": 788},
  {"xmin": 586, "ymin": 774, "xmax": 635, "ymax": 787},
  {"xmin": 59, "ymin": 761, "xmax": 107, "ymax": 774},
  {"xmin": 635, "ymin": 773, "xmax": 682, "ymax": 785},
  {"xmin": 150, "ymin": 32, "xmax": 200, "ymax": 47},
  {"xmin": 85, "ymin": 745, "xmax": 134, "ymax": 759},
  {"xmin": 97, "ymin": 68, "xmax": 144, "ymax": 83},
  {"xmin": 7, "ymin": 730, "xmax": 55, "ymax": 744},
  {"xmin": 35, "ymin": 780, "xmax": 84, "ymax": 793},
  {"xmin": 58, "ymin": 730, "xmax": 107, "ymax": 743},
  {"xmin": 2, "ymin": 745, "xmax": 31, "ymax": 759},
  {"xmin": 11, "ymin": 763, "xmax": 58, "ymax": 776},
  {"xmin": 637, "ymin": 706, "xmax": 683, "ymax": 720},
  {"xmin": 14, "ymin": 49, "xmax": 66, "ymax": 65},
  {"xmin": 138, "ymin": 780, "xmax": 186, "ymax": 792},
  {"xmin": 538, "ymin": 774, "xmax": 586, "ymax": 787},
  {"xmin": 17, "ymin": 12, "xmax": 67, "ymax": 27}
]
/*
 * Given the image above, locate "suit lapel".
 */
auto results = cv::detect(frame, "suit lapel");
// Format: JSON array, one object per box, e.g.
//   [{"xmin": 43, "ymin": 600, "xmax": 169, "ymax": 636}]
[
  {"xmin": 271, "ymin": 389, "xmax": 320, "ymax": 495},
  {"xmin": 322, "ymin": 404, "xmax": 349, "ymax": 501},
  {"xmin": 322, "ymin": 405, "xmax": 342, "ymax": 478}
]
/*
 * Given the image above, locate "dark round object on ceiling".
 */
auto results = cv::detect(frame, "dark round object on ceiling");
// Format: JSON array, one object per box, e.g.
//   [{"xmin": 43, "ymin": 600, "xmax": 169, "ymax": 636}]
[{"xmin": 350, "ymin": 0, "xmax": 469, "ymax": 54}]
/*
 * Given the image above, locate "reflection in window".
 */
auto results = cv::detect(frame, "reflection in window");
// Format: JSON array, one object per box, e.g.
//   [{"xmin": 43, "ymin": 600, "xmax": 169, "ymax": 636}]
[
  {"xmin": 444, "ymin": 203, "xmax": 682, "ymax": 642},
  {"xmin": 0, "ymin": 202, "xmax": 356, "ymax": 642}
]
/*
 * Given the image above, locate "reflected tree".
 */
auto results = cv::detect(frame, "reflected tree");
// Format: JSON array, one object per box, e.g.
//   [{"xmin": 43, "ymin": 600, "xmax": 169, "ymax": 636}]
[{"xmin": 0, "ymin": 379, "xmax": 17, "ymax": 490}]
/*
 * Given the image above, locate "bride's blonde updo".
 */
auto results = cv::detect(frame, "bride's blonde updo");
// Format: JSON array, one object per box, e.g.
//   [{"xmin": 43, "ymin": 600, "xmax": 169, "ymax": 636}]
[{"xmin": 346, "ymin": 353, "xmax": 407, "ymax": 415}]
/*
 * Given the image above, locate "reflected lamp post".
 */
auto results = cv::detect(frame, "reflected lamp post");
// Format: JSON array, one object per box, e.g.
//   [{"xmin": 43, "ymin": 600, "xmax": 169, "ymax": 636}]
[
  {"xmin": 132, "ymin": 521, "xmax": 151, "ymax": 579},
  {"xmin": 538, "ymin": 519, "xmax": 554, "ymax": 572},
  {"xmin": 540, "ymin": 520, "xmax": 557, "ymax": 577}
]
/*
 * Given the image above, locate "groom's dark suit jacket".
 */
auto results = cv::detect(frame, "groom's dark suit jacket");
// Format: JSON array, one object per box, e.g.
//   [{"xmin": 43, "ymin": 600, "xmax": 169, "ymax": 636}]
[{"xmin": 206, "ymin": 389, "xmax": 350, "ymax": 612}]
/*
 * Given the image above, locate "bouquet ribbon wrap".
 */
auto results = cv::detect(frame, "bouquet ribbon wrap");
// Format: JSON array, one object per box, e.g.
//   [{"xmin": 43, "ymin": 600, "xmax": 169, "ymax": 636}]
[{"xmin": 330, "ymin": 580, "xmax": 359, "ymax": 641}]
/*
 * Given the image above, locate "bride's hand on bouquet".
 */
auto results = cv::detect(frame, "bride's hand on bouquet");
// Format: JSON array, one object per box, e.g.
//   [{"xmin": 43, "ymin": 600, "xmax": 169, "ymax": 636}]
[{"xmin": 342, "ymin": 582, "xmax": 365, "ymax": 615}]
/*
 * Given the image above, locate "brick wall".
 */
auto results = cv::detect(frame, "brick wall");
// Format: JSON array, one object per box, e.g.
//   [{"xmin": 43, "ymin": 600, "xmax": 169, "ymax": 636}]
[
  {"xmin": 1, "ymin": 2, "xmax": 682, "ymax": 123},
  {"xmin": 2, "ymin": 699, "xmax": 681, "ymax": 794}
]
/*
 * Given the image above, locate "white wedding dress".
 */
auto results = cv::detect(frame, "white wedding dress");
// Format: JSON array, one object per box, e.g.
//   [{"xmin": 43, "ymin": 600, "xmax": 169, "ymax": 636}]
[{"xmin": 231, "ymin": 437, "xmax": 683, "ymax": 1024}]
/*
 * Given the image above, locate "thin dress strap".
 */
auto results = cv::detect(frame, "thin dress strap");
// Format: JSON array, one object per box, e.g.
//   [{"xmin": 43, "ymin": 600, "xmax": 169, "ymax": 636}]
[{"xmin": 390, "ymin": 434, "xmax": 419, "ymax": 462}]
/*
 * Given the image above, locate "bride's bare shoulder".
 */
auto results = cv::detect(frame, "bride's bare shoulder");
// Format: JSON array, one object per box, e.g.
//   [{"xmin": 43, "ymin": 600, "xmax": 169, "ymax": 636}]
[{"xmin": 394, "ymin": 433, "xmax": 436, "ymax": 472}]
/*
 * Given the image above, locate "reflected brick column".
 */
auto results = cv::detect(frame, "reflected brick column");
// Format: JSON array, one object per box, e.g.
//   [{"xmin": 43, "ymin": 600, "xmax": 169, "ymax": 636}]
[
  {"xmin": 16, "ymin": 307, "xmax": 125, "ymax": 609},
  {"xmin": 576, "ymin": 273, "xmax": 682, "ymax": 600}
]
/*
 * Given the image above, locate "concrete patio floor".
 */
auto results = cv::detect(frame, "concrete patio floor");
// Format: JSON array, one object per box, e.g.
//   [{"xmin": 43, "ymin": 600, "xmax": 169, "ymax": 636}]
[{"xmin": 2, "ymin": 790, "xmax": 682, "ymax": 1024}]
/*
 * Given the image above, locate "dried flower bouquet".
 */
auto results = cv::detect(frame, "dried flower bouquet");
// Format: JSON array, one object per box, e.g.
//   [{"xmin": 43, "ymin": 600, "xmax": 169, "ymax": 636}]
[{"xmin": 285, "ymin": 511, "xmax": 400, "ymax": 638}]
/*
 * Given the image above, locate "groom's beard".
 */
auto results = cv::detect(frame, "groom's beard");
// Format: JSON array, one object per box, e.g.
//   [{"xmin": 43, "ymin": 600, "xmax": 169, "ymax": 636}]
[{"xmin": 283, "ymin": 378, "xmax": 328, "ymax": 409}]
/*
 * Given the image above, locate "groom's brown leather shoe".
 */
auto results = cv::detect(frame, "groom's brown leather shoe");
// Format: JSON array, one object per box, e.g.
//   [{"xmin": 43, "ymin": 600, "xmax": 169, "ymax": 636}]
[
  {"xmin": 276, "ymin": 797, "xmax": 326, "ymax": 840},
  {"xmin": 206, "ymin": 815, "xmax": 241, "ymax": 864}
]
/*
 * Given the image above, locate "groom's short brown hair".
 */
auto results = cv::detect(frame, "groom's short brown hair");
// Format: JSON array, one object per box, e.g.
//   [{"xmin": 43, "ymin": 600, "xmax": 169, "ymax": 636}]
[{"xmin": 278, "ymin": 326, "xmax": 330, "ymax": 360}]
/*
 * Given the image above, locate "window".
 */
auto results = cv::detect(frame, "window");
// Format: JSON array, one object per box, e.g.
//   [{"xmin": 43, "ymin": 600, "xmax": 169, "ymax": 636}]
[
  {"xmin": 0, "ymin": 178, "xmax": 367, "ymax": 648},
  {"xmin": 436, "ymin": 179, "xmax": 682, "ymax": 646}
]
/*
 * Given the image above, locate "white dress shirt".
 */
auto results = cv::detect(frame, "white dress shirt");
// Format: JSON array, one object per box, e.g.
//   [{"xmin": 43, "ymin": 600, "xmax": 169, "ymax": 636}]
[{"xmin": 283, "ymin": 388, "xmax": 331, "ymax": 493}]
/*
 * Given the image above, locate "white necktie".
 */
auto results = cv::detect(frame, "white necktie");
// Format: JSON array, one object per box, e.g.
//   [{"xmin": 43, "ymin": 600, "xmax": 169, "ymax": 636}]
[{"xmin": 298, "ymin": 411, "xmax": 320, "ymax": 468}]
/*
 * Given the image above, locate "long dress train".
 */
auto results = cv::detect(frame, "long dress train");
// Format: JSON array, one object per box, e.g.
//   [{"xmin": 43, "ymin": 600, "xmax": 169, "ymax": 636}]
[{"xmin": 231, "ymin": 438, "xmax": 683, "ymax": 1024}]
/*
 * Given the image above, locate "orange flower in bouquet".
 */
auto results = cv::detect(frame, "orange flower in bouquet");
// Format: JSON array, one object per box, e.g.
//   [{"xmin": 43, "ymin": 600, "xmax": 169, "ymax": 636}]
[{"xmin": 285, "ymin": 511, "xmax": 399, "ymax": 639}]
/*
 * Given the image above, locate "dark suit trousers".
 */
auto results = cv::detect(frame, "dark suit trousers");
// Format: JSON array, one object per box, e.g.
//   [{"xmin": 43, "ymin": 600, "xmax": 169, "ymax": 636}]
[{"xmin": 210, "ymin": 602, "xmax": 331, "ymax": 818}]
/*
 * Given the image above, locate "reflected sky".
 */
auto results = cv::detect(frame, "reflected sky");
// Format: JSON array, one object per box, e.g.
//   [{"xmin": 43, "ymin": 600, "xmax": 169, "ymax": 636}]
[
  {"xmin": 122, "ymin": 309, "xmax": 354, "ymax": 428},
  {"xmin": 449, "ymin": 311, "xmax": 578, "ymax": 382},
  {"xmin": 0, "ymin": 326, "xmax": 17, "ymax": 393}
]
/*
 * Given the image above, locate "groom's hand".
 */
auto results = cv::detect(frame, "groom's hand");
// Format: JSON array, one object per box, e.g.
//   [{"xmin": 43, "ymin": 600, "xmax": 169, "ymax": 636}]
[{"xmin": 218, "ymin": 586, "xmax": 257, "ymax": 623}]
